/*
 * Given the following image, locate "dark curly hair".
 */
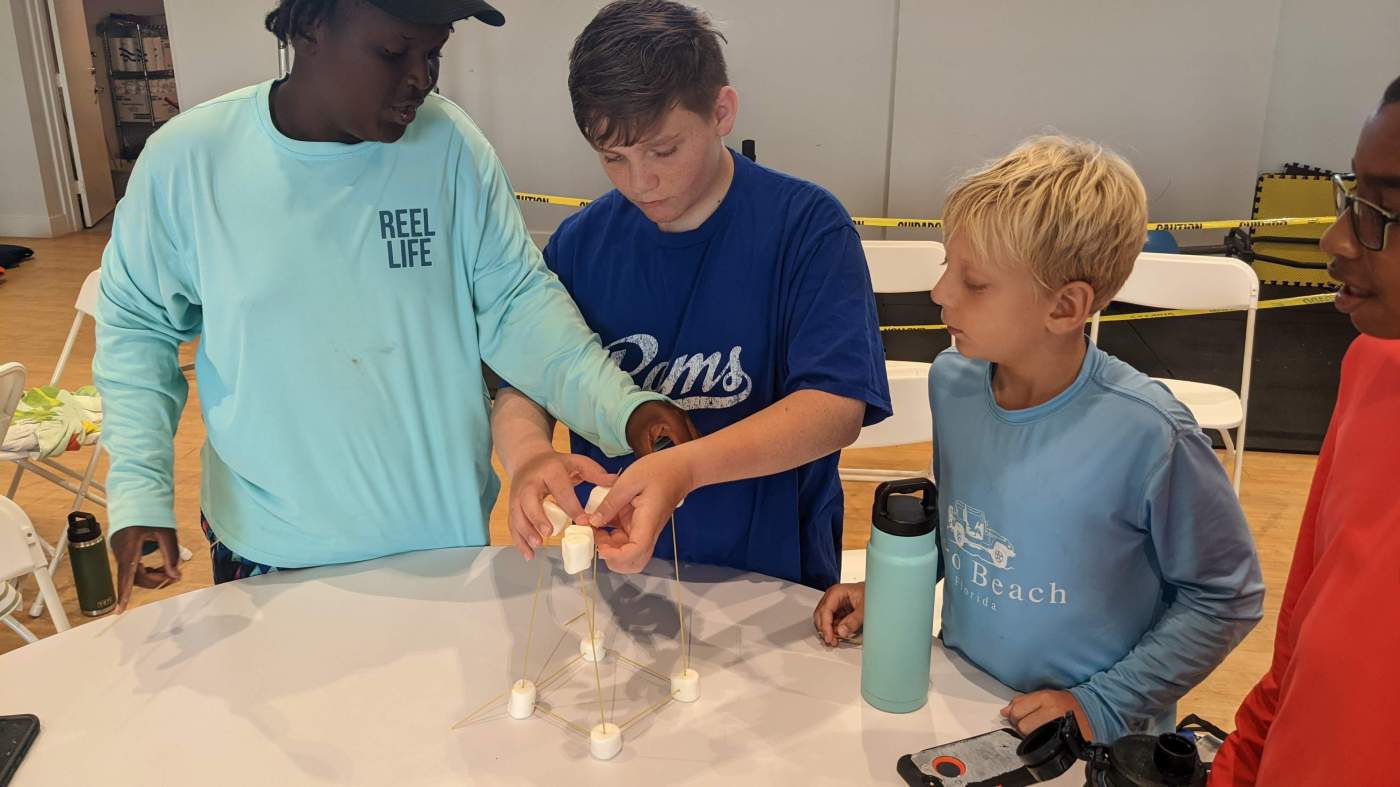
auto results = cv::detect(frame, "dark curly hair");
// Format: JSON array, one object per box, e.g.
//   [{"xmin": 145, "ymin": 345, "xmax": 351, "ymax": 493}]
[{"xmin": 264, "ymin": 0, "xmax": 340, "ymax": 44}]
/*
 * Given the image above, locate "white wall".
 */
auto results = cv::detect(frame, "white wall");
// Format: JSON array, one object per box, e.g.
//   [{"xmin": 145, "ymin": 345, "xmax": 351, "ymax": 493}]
[
  {"xmin": 163, "ymin": 0, "xmax": 278, "ymax": 108},
  {"xmin": 439, "ymin": 0, "xmax": 900, "ymax": 241},
  {"xmin": 887, "ymin": 0, "xmax": 1282, "ymax": 236},
  {"xmin": 150, "ymin": 1, "xmax": 1400, "ymax": 241},
  {"xmin": 1258, "ymin": 0, "xmax": 1400, "ymax": 173},
  {"xmin": 1, "ymin": 0, "xmax": 76, "ymax": 237},
  {"xmin": 0, "ymin": 2, "xmax": 49, "ymax": 235}
]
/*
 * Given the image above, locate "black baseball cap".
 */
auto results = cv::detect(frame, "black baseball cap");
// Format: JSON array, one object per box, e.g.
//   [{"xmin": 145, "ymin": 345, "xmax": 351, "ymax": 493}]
[{"xmin": 363, "ymin": 0, "xmax": 505, "ymax": 27}]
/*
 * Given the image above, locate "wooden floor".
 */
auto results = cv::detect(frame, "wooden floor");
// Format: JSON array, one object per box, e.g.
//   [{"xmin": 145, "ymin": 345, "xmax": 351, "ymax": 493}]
[{"xmin": 0, "ymin": 225, "xmax": 1312, "ymax": 729}]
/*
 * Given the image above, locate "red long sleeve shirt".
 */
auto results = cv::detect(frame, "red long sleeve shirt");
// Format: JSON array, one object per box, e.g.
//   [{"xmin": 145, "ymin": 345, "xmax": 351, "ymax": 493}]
[{"xmin": 1212, "ymin": 335, "xmax": 1400, "ymax": 785}]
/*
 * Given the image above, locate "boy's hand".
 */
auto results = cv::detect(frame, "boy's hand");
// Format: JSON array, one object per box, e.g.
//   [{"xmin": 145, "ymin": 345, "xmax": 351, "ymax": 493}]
[
  {"xmin": 586, "ymin": 449, "xmax": 694, "ymax": 573},
  {"xmin": 507, "ymin": 450, "xmax": 616, "ymax": 560},
  {"xmin": 813, "ymin": 582, "xmax": 866, "ymax": 646},
  {"xmin": 1001, "ymin": 690, "xmax": 1093, "ymax": 740}
]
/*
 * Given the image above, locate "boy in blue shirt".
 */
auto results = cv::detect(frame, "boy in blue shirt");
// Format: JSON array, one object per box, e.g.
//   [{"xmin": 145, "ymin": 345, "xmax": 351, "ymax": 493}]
[
  {"xmin": 492, "ymin": 0, "xmax": 891, "ymax": 589},
  {"xmin": 813, "ymin": 137, "xmax": 1264, "ymax": 741}
]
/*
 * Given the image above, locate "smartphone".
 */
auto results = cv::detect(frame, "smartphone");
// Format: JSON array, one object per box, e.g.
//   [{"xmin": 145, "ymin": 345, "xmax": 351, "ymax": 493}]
[
  {"xmin": 897, "ymin": 727, "xmax": 1038, "ymax": 787},
  {"xmin": 0, "ymin": 715, "xmax": 39, "ymax": 787}
]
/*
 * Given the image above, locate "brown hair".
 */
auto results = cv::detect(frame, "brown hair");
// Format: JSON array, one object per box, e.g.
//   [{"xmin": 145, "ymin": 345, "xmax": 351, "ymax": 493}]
[{"xmin": 568, "ymin": 0, "xmax": 729, "ymax": 148}]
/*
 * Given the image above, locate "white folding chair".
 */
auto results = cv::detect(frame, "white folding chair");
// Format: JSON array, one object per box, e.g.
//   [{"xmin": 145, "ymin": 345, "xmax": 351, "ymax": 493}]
[
  {"xmin": 1, "ymin": 495, "xmax": 71, "ymax": 644},
  {"xmin": 5, "ymin": 271, "xmax": 107, "ymax": 507},
  {"xmin": 1089, "ymin": 252, "xmax": 1258, "ymax": 494},
  {"xmin": 839, "ymin": 241, "xmax": 945, "ymax": 483},
  {"xmin": 3, "ymin": 270, "xmax": 190, "ymax": 618}
]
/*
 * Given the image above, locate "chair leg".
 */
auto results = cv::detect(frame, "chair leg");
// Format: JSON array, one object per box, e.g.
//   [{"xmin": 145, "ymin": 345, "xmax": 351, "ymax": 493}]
[
  {"xmin": 1218, "ymin": 429, "xmax": 1240, "ymax": 495},
  {"xmin": 8, "ymin": 463, "xmax": 59, "ymax": 560},
  {"xmin": 1230, "ymin": 429, "xmax": 1245, "ymax": 496},
  {"xmin": 29, "ymin": 525, "xmax": 72, "ymax": 619},
  {"xmin": 35, "ymin": 535, "xmax": 57, "ymax": 559},
  {"xmin": 33, "ymin": 565, "xmax": 70, "ymax": 632},
  {"xmin": 2, "ymin": 614, "xmax": 38, "ymax": 644},
  {"xmin": 71, "ymin": 444, "xmax": 103, "ymax": 514}
]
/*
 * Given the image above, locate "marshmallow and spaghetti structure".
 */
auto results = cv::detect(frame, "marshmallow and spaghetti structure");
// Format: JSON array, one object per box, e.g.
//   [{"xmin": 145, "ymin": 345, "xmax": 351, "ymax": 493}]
[{"xmin": 452, "ymin": 486, "xmax": 697, "ymax": 761}]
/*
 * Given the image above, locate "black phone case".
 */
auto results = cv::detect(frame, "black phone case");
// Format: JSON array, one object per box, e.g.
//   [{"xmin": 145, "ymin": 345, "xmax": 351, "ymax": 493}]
[
  {"xmin": 898, "ymin": 727, "xmax": 1039, "ymax": 787},
  {"xmin": 0, "ymin": 715, "xmax": 40, "ymax": 787}
]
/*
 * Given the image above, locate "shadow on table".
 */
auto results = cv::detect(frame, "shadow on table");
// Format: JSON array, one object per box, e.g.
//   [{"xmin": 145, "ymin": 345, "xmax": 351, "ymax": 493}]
[
  {"xmin": 95, "ymin": 548, "xmax": 506, "ymax": 782},
  {"xmin": 97, "ymin": 546, "xmax": 957, "ymax": 783}
]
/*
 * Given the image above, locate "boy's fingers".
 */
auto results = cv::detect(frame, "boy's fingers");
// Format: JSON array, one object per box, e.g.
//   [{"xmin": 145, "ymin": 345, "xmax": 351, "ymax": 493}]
[
  {"xmin": 1004, "ymin": 692, "xmax": 1045, "ymax": 723},
  {"xmin": 813, "ymin": 596, "xmax": 838, "ymax": 644},
  {"xmin": 1015, "ymin": 707, "xmax": 1062, "ymax": 737},
  {"xmin": 835, "ymin": 605, "xmax": 864, "ymax": 639},
  {"xmin": 587, "ymin": 479, "xmax": 635, "ymax": 527},
  {"xmin": 597, "ymin": 541, "xmax": 648, "ymax": 573},
  {"xmin": 508, "ymin": 516, "xmax": 536, "ymax": 560},
  {"xmin": 512, "ymin": 501, "xmax": 543, "ymax": 547},
  {"xmin": 520, "ymin": 493, "xmax": 554, "ymax": 542},
  {"xmin": 593, "ymin": 528, "xmax": 630, "ymax": 550},
  {"xmin": 565, "ymin": 455, "xmax": 614, "ymax": 488},
  {"xmin": 541, "ymin": 475, "xmax": 586, "ymax": 523}
]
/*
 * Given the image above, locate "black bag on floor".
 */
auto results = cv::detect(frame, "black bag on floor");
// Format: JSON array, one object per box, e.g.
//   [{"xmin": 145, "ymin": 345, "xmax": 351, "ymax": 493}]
[{"xmin": 0, "ymin": 245, "xmax": 34, "ymax": 269}]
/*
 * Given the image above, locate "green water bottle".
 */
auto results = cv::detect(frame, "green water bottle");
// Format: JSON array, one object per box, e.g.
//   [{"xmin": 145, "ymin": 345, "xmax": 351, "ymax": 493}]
[
  {"xmin": 860, "ymin": 478, "xmax": 939, "ymax": 713},
  {"xmin": 66, "ymin": 511, "xmax": 115, "ymax": 616}
]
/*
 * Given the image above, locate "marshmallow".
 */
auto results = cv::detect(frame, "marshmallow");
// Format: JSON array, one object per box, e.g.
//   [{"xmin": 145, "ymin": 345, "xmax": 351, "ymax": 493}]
[
  {"xmin": 585, "ymin": 484, "xmax": 686, "ymax": 522},
  {"xmin": 561, "ymin": 524, "xmax": 595, "ymax": 575},
  {"xmin": 541, "ymin": 498, "xmax": 572, "ymax": 537},
  {"xmin": 508, "ymin": 679, "xmax": 536, "ymax": 719},
  {"xmin": 670, "ymin": 668, "xmax": 700, "ymax": 703},
  {"xmin": 580, "ymin": 629, "xmax": 607, "ymax": 663},
  {"xmin": 584, "ymin": 485, "xmax": 611, "ymax": 515},
  {"xmin": 590, "ymin": 722, "xmax": 623, "ymax": 760}
]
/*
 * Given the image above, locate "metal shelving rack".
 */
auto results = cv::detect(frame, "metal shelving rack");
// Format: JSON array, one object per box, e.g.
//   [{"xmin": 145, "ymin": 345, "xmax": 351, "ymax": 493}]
[{"xmin": 99, "ymin": 15, "xmax": 176, "ymax": 162}]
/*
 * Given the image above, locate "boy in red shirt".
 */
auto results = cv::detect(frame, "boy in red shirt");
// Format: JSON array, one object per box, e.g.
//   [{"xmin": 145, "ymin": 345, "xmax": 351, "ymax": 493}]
[{"xmin": 1211, "ymin": 76, "xmax": 1400, "ymax": 785}]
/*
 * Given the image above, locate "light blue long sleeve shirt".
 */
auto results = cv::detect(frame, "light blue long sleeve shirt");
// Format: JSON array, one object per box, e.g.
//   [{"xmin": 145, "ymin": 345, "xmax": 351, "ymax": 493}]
[
  {"xmin": 94, "ymin": 80, "xmax": 664, "ymax": 567},
  {"xmin": 930, "ymin": 345, "xmax": 1264, "ymax": 741}
]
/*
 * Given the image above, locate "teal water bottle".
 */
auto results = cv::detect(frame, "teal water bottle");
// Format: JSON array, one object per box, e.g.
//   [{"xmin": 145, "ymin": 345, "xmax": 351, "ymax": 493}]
[{"xmin": 860, "ymin": 478, "xmax": 939, "ymax": 713}]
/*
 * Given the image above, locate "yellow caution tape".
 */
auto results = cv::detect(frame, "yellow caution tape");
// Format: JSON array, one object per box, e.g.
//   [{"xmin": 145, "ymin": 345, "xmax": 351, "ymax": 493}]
[
  {"xmin": 1144, "ymin": 216, "xmax": 1337, "ymax": 232},
  {"xmin": 879, "ymin": 292, "xmax": 1339, "ymax": 333},
  {"xmin": 852, "ymin": 216, "xmax": 945, "ymax": 229},
  {"xmin": 514, "ymin": 191, "xmax": 1337, "ymax": 233},
  {"xmin": 515, "ymin": 191, "xmax": 594, "ymax": 208}
]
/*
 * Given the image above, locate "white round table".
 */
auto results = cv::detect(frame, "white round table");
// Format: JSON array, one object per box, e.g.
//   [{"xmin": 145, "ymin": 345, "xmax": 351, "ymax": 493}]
[{"xmin": 0, "ymin": 547, "xmax": 1076, "ymax": 785}]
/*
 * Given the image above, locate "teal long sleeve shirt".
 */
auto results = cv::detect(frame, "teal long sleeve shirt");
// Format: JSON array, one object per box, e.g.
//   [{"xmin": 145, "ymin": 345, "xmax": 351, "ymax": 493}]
[{"xmin": 94, "ymin": 80, "xmax": 663, "ymax": 567}]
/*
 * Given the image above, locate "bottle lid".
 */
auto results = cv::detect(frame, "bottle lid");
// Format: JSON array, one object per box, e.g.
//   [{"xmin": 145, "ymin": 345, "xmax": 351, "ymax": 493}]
[
  {"xmin": 67, "ymin": 511, "xmax": 103, "ymax": 544},
  {"xmin": 1152, "ymin": 733, "xmax": 1201, "ymax": 781},
  {"xmin": 872, "ymin": 478, "xmax": 936, "ymax": 538}
]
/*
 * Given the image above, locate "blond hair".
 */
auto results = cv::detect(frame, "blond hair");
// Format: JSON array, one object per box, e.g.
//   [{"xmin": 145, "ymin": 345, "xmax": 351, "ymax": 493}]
[{"xmin": 943, "ymin": 135, "xmax": 1148, "ymax": 311}]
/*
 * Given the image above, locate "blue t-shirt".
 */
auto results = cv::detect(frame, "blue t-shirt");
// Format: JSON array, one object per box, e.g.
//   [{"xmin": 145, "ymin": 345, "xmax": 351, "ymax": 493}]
[
  {"xmin": 930, "ymin": 344, "xmax": 1264, "ymax": 741},
  {"xmin": 541, "ymin": 149, "xmax": 891, "ymax": 589}
]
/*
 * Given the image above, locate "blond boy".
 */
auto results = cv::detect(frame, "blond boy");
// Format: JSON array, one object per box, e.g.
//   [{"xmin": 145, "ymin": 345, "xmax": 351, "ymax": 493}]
[{"xmin": 814, "ymin": 137, "xmax": 1264, "ymax": 742}]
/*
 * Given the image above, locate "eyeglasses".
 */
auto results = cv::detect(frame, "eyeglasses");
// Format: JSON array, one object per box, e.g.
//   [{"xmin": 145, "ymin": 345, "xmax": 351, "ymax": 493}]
[{"xmin": 1333, "ymin": 173, "xmax": 1399, "ymax": 252}]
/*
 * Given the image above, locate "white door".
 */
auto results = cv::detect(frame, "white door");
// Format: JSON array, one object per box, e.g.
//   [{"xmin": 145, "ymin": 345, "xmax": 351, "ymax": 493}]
[{"xmin": 46, "ymin": 0, "xmax": 117, "ymax": 227}]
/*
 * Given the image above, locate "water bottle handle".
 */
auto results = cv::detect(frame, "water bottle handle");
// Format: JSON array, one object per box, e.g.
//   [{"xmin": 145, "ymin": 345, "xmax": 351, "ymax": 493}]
[{"xmin": 873, "ymin": 478, "xmax": 936, "ymax": 522}]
